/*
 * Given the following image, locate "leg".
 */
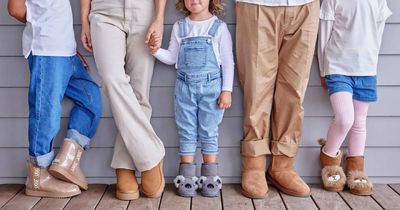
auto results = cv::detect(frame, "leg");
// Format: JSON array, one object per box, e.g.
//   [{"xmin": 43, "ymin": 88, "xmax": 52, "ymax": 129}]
[
  {"xmin": 49, "ymin": 55, "xmax": 102, "ymax": 190},
  {"xmin": 236, "ymin": 2, "xmax": 281, "ymax": 198},
  {"xmin": 25, "ymin": 55, "xmax": 81, "ymax": 197},
  {"xmin": 347, "ymin": 100, "xmax": 369, "ymax": 156},
  {"xmin": 90, "ymin": 13, "xmax": 164, "ymax": 172},
  {"xmin": 27, "ymin": 55, "xmax": 72, "ymax": 168},
  {"xmin": 324, "ymin": 92, "xmax": 355, "ymax": 156},
  {"xmin": 268, "ymin": 0, "xmax": 320, "ymax": 197}
]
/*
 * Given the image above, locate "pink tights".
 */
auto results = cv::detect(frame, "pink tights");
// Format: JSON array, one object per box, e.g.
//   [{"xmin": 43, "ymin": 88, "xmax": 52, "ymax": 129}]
[{"xmin": 324, "ymin": 92, "xmax": 370, "ymax": 157}]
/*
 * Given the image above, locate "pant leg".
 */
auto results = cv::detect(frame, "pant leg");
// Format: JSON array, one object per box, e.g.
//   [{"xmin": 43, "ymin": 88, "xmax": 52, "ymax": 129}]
[
  {"xmin": 198, "ymin": 78, "xmax": 224, "ymax": 155},
  {"xmin": 27, "ymin": 55, "xmax": 73, "ymax": 167},
  {"xmin": 90, "ymin": 10, "xmax": 164, "ymax": 172},
  {"xmin": 64, "ymin": 55, "xmax": 102, "ymax": 149},
  {"xmin": 236, "ymin": 2, "xmax": 280, "ymax": 157},
  {"xmin": 175, "ymin": 79, "xmax": 199, "ymax": 156},
  {"xmin": 271, "ymin": 0, "xmax": 320, "ymax": 157}
]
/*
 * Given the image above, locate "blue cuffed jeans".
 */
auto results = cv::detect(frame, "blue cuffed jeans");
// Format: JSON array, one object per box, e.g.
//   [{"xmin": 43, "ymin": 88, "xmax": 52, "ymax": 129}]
[{"xmin": 27, "ymin": 54, "xmax": 102, "ymax": 168}]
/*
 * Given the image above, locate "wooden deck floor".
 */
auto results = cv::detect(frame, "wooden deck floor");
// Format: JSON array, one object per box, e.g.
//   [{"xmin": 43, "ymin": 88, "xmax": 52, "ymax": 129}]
[{"xmin": 1, "ymin": 184, "xmax": 400, "ymax": 210}]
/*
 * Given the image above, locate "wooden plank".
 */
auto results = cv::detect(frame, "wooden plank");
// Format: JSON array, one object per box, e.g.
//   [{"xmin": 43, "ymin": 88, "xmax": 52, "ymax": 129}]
[
  {"xmin": 158, "ymin": 184, "xmax": 190, "ymax": 210},
  {"xmin": 389, "ymin": 184, "xmax": 400, "ymax": 195},
  {"xmin": 0, "ymin": 184, "xmax": 24, "ymax": 208},
  {"xmin": 253, "ymin": 185, "xmax": 285, "ymax": 210},
  {"xmin": 371, "ymin": 184, "xmax": 400, "ymax": 209},
  {"xmin": 95, "ymin": 185, "xmax": 129, "ymax": 210},
  {"xmin": 310, "ymin": 184, "xmax": 350, "ymax": 210},
  {"xmin": 31, "ymin": 197, "xmax": 70, "ymax": 210},
  {"xmin": 280, "ymin": 191, "xmax": 318, "ymax": 210},
  {"xmin": 339, "ymin": 191, "xmax": 383, "ymax": 210},
  {"xmin": 191, "ymin": 190, "xmax": 222, "ymax": 210},
  {"xmin": 221, "ymin": 185, "xmax": 253, "ymax": 210},
  {"xmin": 64, "ymin": 184, "xmax": 107, "ymax": 210},
  {"xmin": 1, "ymin": 189, "xmax": 40, "ymax": 210},
  {"xmin": 127, "ymin": 193, "xmax": 161, "ymax": 210}
]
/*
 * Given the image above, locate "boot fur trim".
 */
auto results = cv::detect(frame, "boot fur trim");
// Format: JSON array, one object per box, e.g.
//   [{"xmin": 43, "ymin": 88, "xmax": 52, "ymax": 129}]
[{"xmin": 321, "ymin": 166, "xmax": 346, "ymax": 188}]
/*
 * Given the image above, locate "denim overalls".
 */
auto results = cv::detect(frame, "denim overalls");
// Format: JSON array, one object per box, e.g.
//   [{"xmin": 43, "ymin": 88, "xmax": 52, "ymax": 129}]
[{"xmin": 175, "ymin": 18, "xmax": 225, "ymax": 156}]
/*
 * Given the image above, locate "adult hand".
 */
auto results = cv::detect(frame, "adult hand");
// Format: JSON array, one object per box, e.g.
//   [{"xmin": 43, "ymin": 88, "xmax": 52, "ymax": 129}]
[
  {"xmin": 145, "ymin": 19, "xmax": 164, "ymax": 49},
  {"xmin": 81, "ymin": 19, "xmax": 93, "ymax": 53}
]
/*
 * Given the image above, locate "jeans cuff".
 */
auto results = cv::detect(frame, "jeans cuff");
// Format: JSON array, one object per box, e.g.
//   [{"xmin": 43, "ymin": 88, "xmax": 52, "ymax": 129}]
[
  {"xmin": 30, "ymin": 150, "xmax": 55, "ymax": 168},
  {"xmin": 241, "ymin": 138, "xmax": 271, "ymax": 157},
  {"xmin": 270, "ymin": 140, "xmax": 298, "ymax": 157},
  {"xmin": 67, "ymin": 129, "xmax": 91, "ymax": 150},
  {"xmin": 201, "ymin": 151, "xmax": 219, "ymax": 155}
]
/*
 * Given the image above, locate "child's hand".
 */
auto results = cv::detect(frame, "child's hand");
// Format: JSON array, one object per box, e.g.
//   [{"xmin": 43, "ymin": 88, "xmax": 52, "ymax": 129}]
[
  {"xmin": 218, "ymin": 91, "xmax": 232, "ymax": 109},
  {"xmin": 147, "ymin": 32, "xmax": 161, "ymax": 54},
  {"xmin": 81, "ymin": 19, "xmax": 93, "ymax": 53},
  {"xmin": 320, "ymin": 77, "xmax": 327, "ymax": 89}
]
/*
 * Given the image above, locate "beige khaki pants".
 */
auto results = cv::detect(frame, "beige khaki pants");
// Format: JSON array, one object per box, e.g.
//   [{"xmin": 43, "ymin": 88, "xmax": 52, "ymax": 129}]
[
  {"xmin": 236, "ymin": 1, "xmax": 320, "ymax": 157},
  {"xmin": 90, "ymin": 0, "xmax": 165, "ymax": 171}
]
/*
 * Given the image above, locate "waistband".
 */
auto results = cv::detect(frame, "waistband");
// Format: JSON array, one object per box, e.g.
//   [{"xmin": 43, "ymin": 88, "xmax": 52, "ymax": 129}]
[{"xmin": 177, "ymin": 71, "xmax": 221, "ymax": 83}]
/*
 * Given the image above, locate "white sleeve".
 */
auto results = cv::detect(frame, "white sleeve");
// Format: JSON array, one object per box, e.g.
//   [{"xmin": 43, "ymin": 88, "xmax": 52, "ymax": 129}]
[
  {"xmin": 218, "ymin": 23, "xmax": 234, "ymax": 92},
  {"xmin": 317, "ymin": 19, "xmax": 334, "ymax": 77},
  {"xmin": 153, "ymin": 23, "xmax": 180, "ymax": 66}
]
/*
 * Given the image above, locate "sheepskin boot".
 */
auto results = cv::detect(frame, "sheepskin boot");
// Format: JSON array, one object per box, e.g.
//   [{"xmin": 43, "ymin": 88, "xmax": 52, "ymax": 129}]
[
  {"xmin": 115, "ymin": 169, "xmax": 139, "ymax": 200},
  {"xmin": 141, "ymin": 160, "xmax": 165, "ymax": 198},
  {"xmin": 345, "ymin": 156, "xmax": 373, "ymax": 195},
  {"xmin": 319, "ymin": 139, "xmax": 346, "ymax": 192},
  {"xmin": 199, "ymin": 163, "xmax": 222, "ymax": 197},
  {"xmin": 241, "ymin": 155, "xmax": 268, "ymax": 198},
  {"xmin": 173, "ymin": 163, "xmax": 198, "ymax": 197}
]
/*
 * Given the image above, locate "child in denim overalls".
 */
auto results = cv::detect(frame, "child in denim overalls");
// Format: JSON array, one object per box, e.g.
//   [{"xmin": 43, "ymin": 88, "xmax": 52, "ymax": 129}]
[
  {"xmin": 148, "ymin": 0, "xmax": 234, "ymax": 197},
  {"xmin": 318, "ymin": 0, "xmax": 391, "ymax": 196}
]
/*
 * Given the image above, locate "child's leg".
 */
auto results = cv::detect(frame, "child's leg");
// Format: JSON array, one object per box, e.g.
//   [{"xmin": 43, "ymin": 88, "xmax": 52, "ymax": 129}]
[
  {"xmin": 203, "ymin": 154, "xmax": 217, "ymax": 163},
  {"xmin": 324, "ymin": 92, "xmax": 355, "ymax": 156},
  {"xmin": 48, "ymin": 56, "xmax": 102, "ymax": 190},
  {"xmin": 27, "ymin": 55, "xmax": 73, "ymax": 168},
  {"xmin": 64, "ymin": 55, "xmax": 102, "ymax": 148},
  {"xmin": 347, "ymin": 100, "xmax": 369, "ymax": 156}
]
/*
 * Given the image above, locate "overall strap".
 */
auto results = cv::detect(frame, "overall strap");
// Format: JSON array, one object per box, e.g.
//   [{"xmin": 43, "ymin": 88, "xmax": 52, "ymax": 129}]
[
  {"xmin": 178, "ymin": 19, "xmax": 187, "ymax": 38},
  {"xmin": 208, "ymin": 19, "xmax": 223, "ymax": 37}
]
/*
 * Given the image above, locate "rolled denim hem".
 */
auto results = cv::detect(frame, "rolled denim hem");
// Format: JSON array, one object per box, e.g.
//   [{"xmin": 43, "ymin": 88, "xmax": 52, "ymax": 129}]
[
  {"xmin": 179, "ymin": 152, "xmax": 196, "ymax": 156},
  {"xmin": 30, "ymin": 150, "xmax": 55, "ymax": 168},
  {"xmin": 67, "ymin": 129, "xmax": 91, "ymax": 150},
  {"xmin": 201, "ymin": 151, "xmax": 219, "ymax": 155}
]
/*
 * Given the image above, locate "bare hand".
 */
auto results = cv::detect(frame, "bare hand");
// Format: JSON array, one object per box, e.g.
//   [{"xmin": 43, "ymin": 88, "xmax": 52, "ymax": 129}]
[
  {"xmin": 81, "ymin": 20, "xmax": 93, "ymax": 53},
  {"xmin": 148, "ymin": 32, "xmax": 162, "ymax": 54},
  {"xmin": 145, "ymin": 19, "xmax": 163, "ymax": 51},
  {"xmin": 218, "ymin": 91, "xmax": 232, "ymax": 109}
]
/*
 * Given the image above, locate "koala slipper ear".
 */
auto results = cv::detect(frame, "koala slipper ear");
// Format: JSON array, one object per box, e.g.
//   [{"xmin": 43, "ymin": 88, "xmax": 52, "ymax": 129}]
[
  {"xmin": 198, "ymin": 176, "xmax": 207, "ymax": 189},
  {"xmin": 174, "ymin": 175, "xmax": 185, "ymax": 188},
  {"xmin": 213, "ymin": 176, "xmax": 222, "ymax": 189}
]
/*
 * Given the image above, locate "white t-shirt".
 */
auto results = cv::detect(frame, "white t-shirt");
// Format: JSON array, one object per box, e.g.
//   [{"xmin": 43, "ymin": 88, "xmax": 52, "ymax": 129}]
[
  {"xmin": 318, "ymin": 0, "xmax": 392, "ymax": 77},
  {"xmin": 22, "ymin": 0, "xmax": 76, "ymax": 58},
  {"xmin": 154, "ymin": 16, "xmax": 235, "ymax": 92},
  {"xmin": 235, "ymin": 0, "xmax": 316, "ymax": 6}
]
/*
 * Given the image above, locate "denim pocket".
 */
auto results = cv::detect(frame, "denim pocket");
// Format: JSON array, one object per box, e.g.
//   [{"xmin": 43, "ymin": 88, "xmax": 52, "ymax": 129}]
[{"xmin": 184, "ymin": 47, "xmax": 207, "ymax": 68}]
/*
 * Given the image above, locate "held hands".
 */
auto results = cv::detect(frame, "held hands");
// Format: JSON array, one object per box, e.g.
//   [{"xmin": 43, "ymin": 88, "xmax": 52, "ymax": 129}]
[
  {"xmin": 218, "ymin": 91, "xmax": 232, "ymax": 109},
  {"xmin": 320, "ymin": 77, "xmax": 327, "ymax": 89},
  {"xmin": 81, "ymin": 18, "xmax": 92, "ymax": 52},
  {"xmin": 147, "ymin": 32, "xmax": 162, "ymax": 54}
]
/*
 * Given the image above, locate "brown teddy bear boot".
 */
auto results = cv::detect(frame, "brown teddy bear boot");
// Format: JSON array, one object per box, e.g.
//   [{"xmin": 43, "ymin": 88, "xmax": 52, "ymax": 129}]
[
  {"xmin": 241, "ymin": 155, "xmax": 268, "ymax": 199},
  {"xmin": 319, "ymin": 139, "xmax": 346, "ymax": 192},
  {"xmin": 345, "ymin": 156, "xmax": 373, "ymax": 196}
]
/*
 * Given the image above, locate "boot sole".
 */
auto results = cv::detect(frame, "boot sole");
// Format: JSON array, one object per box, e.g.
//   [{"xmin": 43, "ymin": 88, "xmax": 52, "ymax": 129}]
[
  {"xmin": 49, "ymin": 165, "xmax": 88, "ymax": 190},
  {"xmin": 116, "ymin": 191, "xmax": 140, "ymax": 200},
  {"xmin": 25, "ymin": 188, "xmax": 81, "ymax": 198},
  {"xmin": 266, "ymin": 173, "xmax": 311, "ymax": 197},
  {"xmin": 241, "ymin": 189, "xmax": 268, "ymax": 199},
  {"xmin": 349, "ymin": 189, "xmax": 373, "ymax": 196}
]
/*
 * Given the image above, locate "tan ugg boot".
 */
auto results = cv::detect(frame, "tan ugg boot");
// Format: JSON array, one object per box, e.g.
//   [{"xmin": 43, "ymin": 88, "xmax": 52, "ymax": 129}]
[
  {"xmin": 25, "ymin": 161, "xmax": 81, "ymax": 198},
  {"xmin": 116, "ymin": 169, "xmax": 139, "ymax": 200},
  {"xmin": 319, "ymin": 139, "xmax": 346, "ymax": 192},
  {"xmin": 267, "ymin": 155, "xmax": 310, "ymax": 197},
  {"xmin": 49, "ymin": 139, "xmax": 88, "ymax": 190},
  {"xmin": 141, "ymin": 160, "xmax": 165, "ymax": 198},
  {"xmin": 241, "ymin": 155, "xmax": 268, "ymax": 198},
  {"xmin": 345, "ymin": 156, "xmax": 373, "ymax": 196}
]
